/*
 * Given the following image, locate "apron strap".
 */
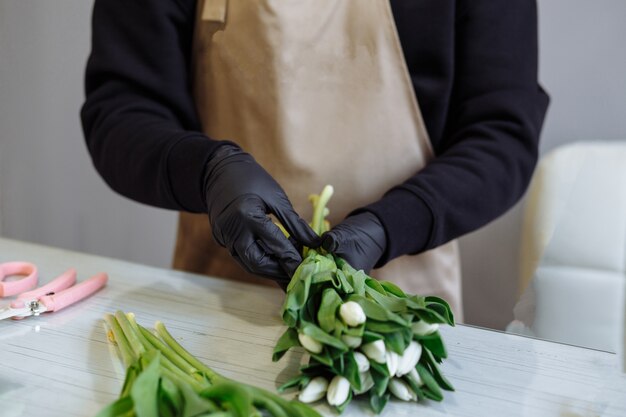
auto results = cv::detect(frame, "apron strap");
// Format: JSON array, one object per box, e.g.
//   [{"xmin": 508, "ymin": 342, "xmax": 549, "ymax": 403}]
[{"xmin": 201, "ymin": 0, "xmax": 228, "ymax": 32}]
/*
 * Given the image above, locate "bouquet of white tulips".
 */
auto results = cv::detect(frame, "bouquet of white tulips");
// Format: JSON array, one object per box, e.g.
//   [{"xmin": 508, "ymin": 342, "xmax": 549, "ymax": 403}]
[{"xmin": 273, "ymin": 186, "xmax": 455, "ymax": 414}]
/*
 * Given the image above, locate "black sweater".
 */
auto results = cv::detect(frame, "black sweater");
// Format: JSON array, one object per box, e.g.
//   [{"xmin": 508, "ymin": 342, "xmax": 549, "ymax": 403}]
[{"xmin": 81, "ymin": 0, "xmax": 549, "ymax": 265}]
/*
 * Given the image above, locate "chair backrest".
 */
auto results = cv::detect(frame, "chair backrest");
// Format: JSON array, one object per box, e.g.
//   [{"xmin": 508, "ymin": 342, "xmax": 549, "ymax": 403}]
[{"xmin": 514, "ymin": 141, "xmax": 626, "ymax": 353}]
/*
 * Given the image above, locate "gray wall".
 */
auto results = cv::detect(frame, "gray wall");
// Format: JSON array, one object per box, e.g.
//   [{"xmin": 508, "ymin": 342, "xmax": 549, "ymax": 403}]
[{"xmin": 1, "ymin": 0, "xmax": 625, "ymax": 330}]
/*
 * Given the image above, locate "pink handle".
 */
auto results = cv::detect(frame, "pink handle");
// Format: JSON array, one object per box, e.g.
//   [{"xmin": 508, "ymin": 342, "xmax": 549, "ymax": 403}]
[
  {"xmin": 11, "ymin": 268, "xmax": 77, "ymax": 308},
  {"xmin": 39, "ymin": 272, "xmax": 108, "ymax": 312},
  {"xmin": 0, "ymin": 262, "xmax": 38, "ymax": 297}
]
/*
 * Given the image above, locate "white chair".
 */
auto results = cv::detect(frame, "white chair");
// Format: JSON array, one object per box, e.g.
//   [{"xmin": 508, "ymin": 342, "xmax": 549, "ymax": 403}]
[{"xmin": 507, "ymin": 141, "xmax": 626, "ymax": 354}]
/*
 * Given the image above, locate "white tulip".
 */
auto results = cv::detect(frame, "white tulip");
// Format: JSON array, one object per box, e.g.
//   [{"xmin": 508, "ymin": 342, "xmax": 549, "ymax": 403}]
[
  {"xmin": 341, "ymin": 335, "xmax": 362, "ymax": 348},
  {"xmin": 327, "ymin": 375, "xmax": 350, "ymax": 406},
  {"xmin": 353, "ymin": 351, "xmax": 370, "ymax": 373},
  {"xmin": 361, "ymin": 340, "xmax": 386, "ymax": 364},
  {"xmin": 406, "ymin": 368, "xmax": 424, "ymax": 387},
  {"xmin": 353, "ymin": 371, "xmax": 374, "ymax": 395},
  {"xmin": 388, "ymin": 378, "xmax": 417, "ymax": 401},
  {"xmin": 386, "ymin": 350, "xmax": 399, "ymax": 376},
  {"xmin": 396, "ymin": 341, "xmax": 422, "ymax": 377},
  {"xmin": 298, "ymin": 376, "xmax": 328, "ymax": 403},
  {"xmin": 298, "ymin": 333, "xmax": 323, "ymax": 354},
  {"xmin": 339, "ymin": 301, "xmax": 367, "ymax": 327},
  {"xmin": 411, "ymin": 320, "xmax": 439, "ymax": 336}
]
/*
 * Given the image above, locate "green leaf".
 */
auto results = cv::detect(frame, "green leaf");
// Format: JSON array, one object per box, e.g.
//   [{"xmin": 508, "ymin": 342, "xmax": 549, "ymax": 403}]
[
  {"xmin": 384, "ymin": 331, "xmax": 407, "ymax": 355},
  {"xmin": 425, "ymin": 296, "xmax": 455, "ymax": 326},
  {"xmin": 341, "ymin": 323, "xmax": 364, "ymax": 337},
  {"xmin": 369, "ymin": 391, "xmax": 390, "ymax": 414},
  {"xmin": 299, "ymin": 361, "xmax": 327, "ymax": 376},
  {"xmin": 403, "ymin": 375, "xmax": 425, "ymax": 402},
  {"xmin": 311, "ymin": 350, "xmax": 334, "ymax": 367},
  {"xmin": 158, "ymin": 377, "xmax": 181, "ymax": 417},
  {"xmin": 346, "ymin": 269, "xmax": 367, "ymax": 296},
  {"xmin": 364, "ymin": 277, "xmax": 387, "ymax": 295},
  {"xmin": 119, "ymin": 361, "xmax": 141, "ymax": 398},
  {"xmin": 369, "ymin": 361, "xmax": 390, "ymax": 397},
  {"xmin": 272, "ymin": 328, "xmax": 300, "ymax": 362},
  {"xmin": 420, "ymin": 331, "xmax": 448, "ymax": 359},
  {"xmin": 131, "ymin": 351, "xmax": 162, "ymax": 417},
  {"xmin": 421, "ymin": 348, "xmax": 455, "ymax": 391},
  {"xmin": 379, "ymin": 281, "xmax": 407, "ymax": 298},
  {"xmin": 302, "ymin": 323, "xmax": 348, "ymax": 351},
  {"xmin": 342, "ymin": 351, "xmax": 362, "ymax": 391},
  {"xmin": 310, "ymin": 269, "xmax": 335, "ymax": 285},
  {"xmin": 413, "ymin": 307, "xmax": 449, "ymax": 325},
  {"xmin": 277, "ymin": 374, "xmax": 310, "ymax": 393},
  {"xmin": 365, "ymin": 320, "xmax": 407, "ymax": 334},
  {"xmin": 335, "ymin": 269, "xmax": 354, "ymax": 294},
  {"xmin": 364, "ymin": 286, "xmax": 408, "ymax": 313},
  {"xmin": 416, "ymin": 363, "xmax": 443, "ymax": 401},
  {"xmin": 177, "ymin": 377, "xmax": 220, "ymax": 417},
  {"xmin": 283, "ymin": 309, "xmax": 298, "ymax": 328},
  {"xmin": 290, "ymin": 399, "xmax": 325, "ymax": 417},
  {"xmin": 347, "ymin": 295, "xmax": 408, "ymax": 326},
  {"xmin": 200, "ymin": 381, "xmax": 252, "ymax": 417},
  {"xmin": 317, "ymin": 288, "xmax": 342, "ymax": 333},
  {"xmin": 362, "ymin": 330, "xmax": 384, "ymax": 344},
  {"xmin": 94, "ymin": 396, "xmax": 134, "ymax": 417}
]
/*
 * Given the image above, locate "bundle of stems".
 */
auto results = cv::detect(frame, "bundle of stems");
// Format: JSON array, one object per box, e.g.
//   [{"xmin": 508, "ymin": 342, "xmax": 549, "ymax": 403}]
[
  {"xmin": 273, "ymin": 185, "xmax": 455, "ymax": 413},
  {"xmin": 98, "ymin": 311, "xmax": 322, "ymax": 417}
]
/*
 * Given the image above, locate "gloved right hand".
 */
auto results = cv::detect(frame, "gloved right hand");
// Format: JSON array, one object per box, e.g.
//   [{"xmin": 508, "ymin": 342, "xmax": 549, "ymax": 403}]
[{"xmin": 203, "ymin": 144, "xmax": 320, "ymax": 284}]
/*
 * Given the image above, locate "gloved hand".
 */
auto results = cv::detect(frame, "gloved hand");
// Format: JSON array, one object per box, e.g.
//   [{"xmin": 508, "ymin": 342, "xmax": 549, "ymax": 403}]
[
  {"xmin": 204, "ymin": 144, "xmax": 320, "ymax": 283},
  {"xmin": 320, "ymin": 211, "xmax": 387, "ymax": 273}
]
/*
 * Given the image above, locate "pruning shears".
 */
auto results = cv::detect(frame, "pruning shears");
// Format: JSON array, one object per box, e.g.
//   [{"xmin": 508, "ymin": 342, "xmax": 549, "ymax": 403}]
[{"xmin": 0, "ymin": 261, "xmax": 108, "ymax": 321}]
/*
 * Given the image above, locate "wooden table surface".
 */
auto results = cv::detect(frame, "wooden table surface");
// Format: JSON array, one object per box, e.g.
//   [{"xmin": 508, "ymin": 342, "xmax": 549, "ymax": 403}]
[{"xmin": 1, "ymin": 237, "xmax": 625, "ymax": 417}]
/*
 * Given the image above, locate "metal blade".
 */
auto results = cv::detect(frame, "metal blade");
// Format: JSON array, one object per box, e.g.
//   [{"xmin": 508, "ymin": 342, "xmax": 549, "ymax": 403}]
[{"xmin": 0, "ymin": 306, "xmax": 31, "ymax": 321}]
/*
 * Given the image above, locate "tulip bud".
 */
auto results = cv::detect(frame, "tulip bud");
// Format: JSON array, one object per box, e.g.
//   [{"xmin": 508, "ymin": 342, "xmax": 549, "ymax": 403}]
[
  {"xmin": 353, "ymin": 371, "xmax": 374, "ymax": 395},
  {"xmin": 386, "ymin": 350, "xmax": 399, "ymax": 376},
  {"xmin": 396, "ymin": 341, "xmax": 422, "ymax": 376},
  {"xmin": 298, "ymin": 333, "xmax": 323, "ymax": 354},
  {"xmin": 353, "ymin": 351, "xmax": 370, "ymax": 373},
  {"xmin": 361, "ymin": 340, "xmax": 386, "ymax": 364},
  {"xmin": 406, "ymin": 368, "xmax": 424, "ymax": 387},
  {"xmin": 298, "ymin": 376, "xmax": 328, "ymax": 403},
  {"xmin": 339, "ymin": 301, "xmax": 366, "ymax": 327},
  {"xmin": 327, "ymin": 375, "xmax": 350, "ymax": 406},
  {"xmin": 341, "ymin": 335, "xmax": 362, "ymax": 348},
  {"xmin": 411, "ymin": 320, "xmax": 439, "ymax": 336},
  {"xmin": 388, "ymin": 378, "xmax": 417, "ymax": 401}
]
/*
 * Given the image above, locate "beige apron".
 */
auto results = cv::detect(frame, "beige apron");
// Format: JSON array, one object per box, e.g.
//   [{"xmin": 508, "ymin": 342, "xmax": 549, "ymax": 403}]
[{"xmin": 174, "ymin": 0, "xmax": 463, "ymax": 319}]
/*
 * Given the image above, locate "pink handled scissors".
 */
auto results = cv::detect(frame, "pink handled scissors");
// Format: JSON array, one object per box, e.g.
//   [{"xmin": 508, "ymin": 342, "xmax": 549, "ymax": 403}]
[{"xmin": 0, "ymin": 262, "xmax": 108, "ymax": 320}]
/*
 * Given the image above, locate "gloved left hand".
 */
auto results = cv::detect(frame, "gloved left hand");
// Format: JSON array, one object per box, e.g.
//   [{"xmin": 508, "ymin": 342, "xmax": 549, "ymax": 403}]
[{"xmin": 320, "ymin": 211, "xmax": 387, "ymax": 273}]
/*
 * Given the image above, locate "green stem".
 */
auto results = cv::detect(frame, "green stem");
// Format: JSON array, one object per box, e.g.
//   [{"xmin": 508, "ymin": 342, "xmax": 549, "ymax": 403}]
[
  {"xmin": 103, "ymin": 314, "xmax": 135, "ymax": 367},
  {"xmin": 124, "ymin": 313, "xmax": 209, "ymax": 392},
  {"xmin": 311, "ymin": 185, "xmax": 334, "ymax": 236},
  {"xmin": 130, "ymin": 315, "xmax": 201, "ymax": 378},
  {"xmin": 160, "ymin": 366, "xmax": 207, "ymax": 393},
  {"xmin": 154, "ymin": 321, "xmax": 223, "ymax": 384},
  {"xmin": 114, "ymin": 311, "xmax": 145, "ymax": 358}
]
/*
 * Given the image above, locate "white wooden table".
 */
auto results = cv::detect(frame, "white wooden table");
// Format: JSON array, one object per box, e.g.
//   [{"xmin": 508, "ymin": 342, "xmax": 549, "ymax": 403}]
[{"xmin": 1, "ymin": 237, "xmax": 625, "ymax": 417}]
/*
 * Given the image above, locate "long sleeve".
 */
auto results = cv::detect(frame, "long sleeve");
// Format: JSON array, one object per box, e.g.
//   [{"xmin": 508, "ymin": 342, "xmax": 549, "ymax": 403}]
[
  {"xmin": 81, "ymin": 0, "xmax": 224, "ymax": 212},
  {"xmin": 366, "ymin": 0, "xmax": 550, "ymax": 265}
]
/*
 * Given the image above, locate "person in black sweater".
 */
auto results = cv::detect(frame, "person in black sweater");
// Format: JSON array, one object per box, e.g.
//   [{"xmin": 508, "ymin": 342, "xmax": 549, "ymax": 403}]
[{"xmin": 81, "ymin": 0, "xmax": 549, "ymax": 287}]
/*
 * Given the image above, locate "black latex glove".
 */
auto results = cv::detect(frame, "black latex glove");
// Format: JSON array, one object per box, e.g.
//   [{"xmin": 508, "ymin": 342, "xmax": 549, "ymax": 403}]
[
  {"xmin": 204, "ymin": 145, "xmax": 320, "ymax": 283},
  {"xmin": 320, "ymin": 211, "xmax": 387, "ymax": 273}
]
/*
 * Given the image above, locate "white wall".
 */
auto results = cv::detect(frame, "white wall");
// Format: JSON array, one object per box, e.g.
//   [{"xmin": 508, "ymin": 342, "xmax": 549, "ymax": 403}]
[
  {"xmin": 1, "ymin": 0, "xmax": 625, "ymax": 330},
  {"xmin": 0, "ymin": 0, "xmax": 178, "ymax": 268}
]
